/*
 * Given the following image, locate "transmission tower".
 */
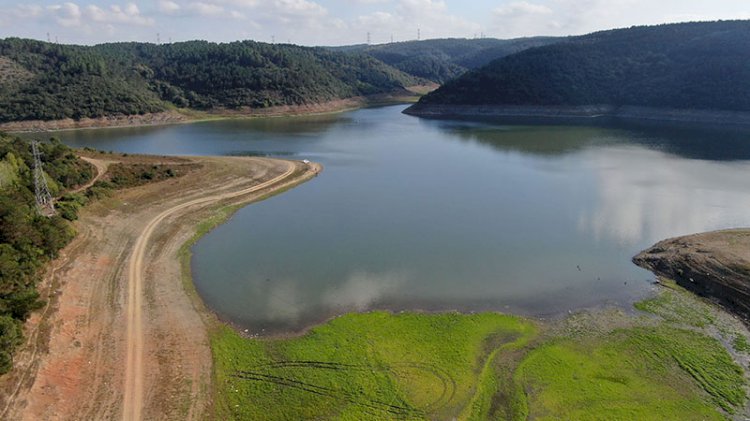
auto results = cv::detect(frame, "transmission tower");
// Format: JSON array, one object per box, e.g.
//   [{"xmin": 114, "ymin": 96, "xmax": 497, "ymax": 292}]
[{"xmin": 31, "ymin": 140, "xmax": 55, "ymax": 217}]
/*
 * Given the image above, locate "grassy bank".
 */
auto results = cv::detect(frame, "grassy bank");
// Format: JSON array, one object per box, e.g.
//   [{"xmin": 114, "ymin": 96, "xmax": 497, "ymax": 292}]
[{"xmin": 209, "ymin": 281, "xmax": 749, "ymax": 420}]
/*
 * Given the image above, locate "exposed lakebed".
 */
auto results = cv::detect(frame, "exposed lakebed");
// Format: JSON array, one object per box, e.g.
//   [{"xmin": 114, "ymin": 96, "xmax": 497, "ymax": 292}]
[{"xmin": 57, "ymin": 105, "xmax": 750, "ymax": 334}]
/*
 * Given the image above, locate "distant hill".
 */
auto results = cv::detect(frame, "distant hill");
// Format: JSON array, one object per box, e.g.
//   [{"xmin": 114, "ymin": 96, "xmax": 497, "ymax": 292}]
[
  {"xmin": 0, "ymin": 39, "xmax": 419, "ymax": 123},
  {"xmin": 335, "ymin": 37, "xmax": 560, "ymax": 83},
  {"xmin": 408, "ymin": 21, "xmax": 750, "ymax": 117}
]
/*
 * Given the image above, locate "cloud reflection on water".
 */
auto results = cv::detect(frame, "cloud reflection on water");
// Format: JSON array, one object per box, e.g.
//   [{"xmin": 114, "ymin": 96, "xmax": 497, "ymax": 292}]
[
  {"xmin": 263, "ymin": 270, "xmax": 408, "ymax": 324},
  {"xmin": 579, "ymin": 145, "xmax": 750, "ymax": 246}
]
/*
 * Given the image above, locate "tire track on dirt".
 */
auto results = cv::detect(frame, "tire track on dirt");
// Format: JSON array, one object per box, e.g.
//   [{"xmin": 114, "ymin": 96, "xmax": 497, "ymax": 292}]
[{"xmin": 122, "ymin": 160, "xmax": 297, "ymax": 421}]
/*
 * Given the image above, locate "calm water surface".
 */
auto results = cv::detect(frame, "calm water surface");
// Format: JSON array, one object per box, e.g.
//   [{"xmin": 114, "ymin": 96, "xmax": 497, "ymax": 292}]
[{"xmin": 57, "ymin": 106, "xmax": 750, "ymax": 333}]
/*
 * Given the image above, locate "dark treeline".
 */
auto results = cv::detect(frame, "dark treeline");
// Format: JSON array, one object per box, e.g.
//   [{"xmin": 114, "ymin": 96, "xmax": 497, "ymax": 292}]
[
  {"xmin": 0, "ymin": 134, "xmax": 93, "ymax": 373},
  {"xmin": 417, "ymin": 21, "xmax": 750, "ymax": 112},
  {"xmin": 0, "ymin": 39, "xmax": 419, "ymax": 123},
  {"xmin": 335, "ymin": 37, "xmax": 560, "ymax": 83}
]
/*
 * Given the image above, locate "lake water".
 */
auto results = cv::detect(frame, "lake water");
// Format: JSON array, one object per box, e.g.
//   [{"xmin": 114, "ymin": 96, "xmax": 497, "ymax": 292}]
[{"xmin": 57, "ymin": 105, "xmax": 750, "ymax": 334}]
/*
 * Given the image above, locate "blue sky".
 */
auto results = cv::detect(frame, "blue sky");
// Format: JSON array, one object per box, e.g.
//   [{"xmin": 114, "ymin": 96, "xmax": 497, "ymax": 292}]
[{"xmin": 1, "ymin": 0, "xmax": 748, "ymax": 46}]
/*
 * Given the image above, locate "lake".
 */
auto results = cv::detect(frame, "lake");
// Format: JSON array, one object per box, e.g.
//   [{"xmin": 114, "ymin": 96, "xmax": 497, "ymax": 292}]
[{"xmin": 57, "ymin": 105, "xmax": 750, "ymax": 334}]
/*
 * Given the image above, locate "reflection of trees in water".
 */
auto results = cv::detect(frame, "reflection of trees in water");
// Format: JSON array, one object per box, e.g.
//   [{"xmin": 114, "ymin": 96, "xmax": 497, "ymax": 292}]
[
  {"xmin": 428, "ymin": 118, "xmax": 750, "ymax": 161},
  {"xmin": 56, "ymin": 113, "xmax": 349, "ymax": 143}
]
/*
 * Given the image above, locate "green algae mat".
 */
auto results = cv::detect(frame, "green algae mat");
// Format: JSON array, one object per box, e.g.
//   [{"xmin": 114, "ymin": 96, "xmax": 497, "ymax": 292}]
[{"xmin": 211, "ymin": 298, "xmax": 747, "ymax": 420}]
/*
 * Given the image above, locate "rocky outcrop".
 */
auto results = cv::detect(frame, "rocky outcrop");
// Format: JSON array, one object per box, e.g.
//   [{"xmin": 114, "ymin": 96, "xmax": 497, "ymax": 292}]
[{"xmin": 634, "ymin": 230, "xmax": 750, "ymax": 322}]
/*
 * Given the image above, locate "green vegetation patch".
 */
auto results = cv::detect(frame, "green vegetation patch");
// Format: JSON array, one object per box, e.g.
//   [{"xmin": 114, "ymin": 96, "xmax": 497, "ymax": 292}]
[
  {"xmin": 734, "ymin": 335, "xmax": 750, "ymax": 354},
  {"xmin": 634, "ymin": 281, "xmax": 716, "ymax": 328},
  {"xmin": 516, "ymin": 326, "xmax": 744, "ymax": 420},
  {"xmin": 211, "ymin": 311, "xmax": 536, "ymax": 420},
  {"xmin": 106, "ymin": 162, "xmax": 199, "ymax": 189}
]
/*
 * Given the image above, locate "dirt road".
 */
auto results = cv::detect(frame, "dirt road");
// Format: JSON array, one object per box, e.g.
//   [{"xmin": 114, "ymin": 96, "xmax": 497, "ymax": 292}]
[
  {"xmin": 122, "ymin": 160, "xmax": 296, "ymax": 421},
  {"xmin": 0, "ymin": 155, "xmax": 320, "ymax": 420},
  {"xmin": 70, "ymin": 157, "xmax": 112, "ymax": 194}
]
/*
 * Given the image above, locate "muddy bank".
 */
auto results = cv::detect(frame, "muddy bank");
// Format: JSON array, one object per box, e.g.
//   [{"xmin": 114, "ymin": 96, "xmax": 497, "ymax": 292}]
[
  {"xmin": 404, "ymin": 103, "xmax": 750, "ymax": 127},
  {"xmin": 634, "ymin": 229, "xmax": 750, "ymax": 323}
]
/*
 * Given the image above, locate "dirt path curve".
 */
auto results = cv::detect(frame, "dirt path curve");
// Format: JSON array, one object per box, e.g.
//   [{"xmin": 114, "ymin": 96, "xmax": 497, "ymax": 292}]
[
  {"xmin": 70, "ymin": 157, "xmax": 112, "ymax": 194},
  {"xmin": 121, "ymin": 160, "xmax": 297, "ymax": 421}
]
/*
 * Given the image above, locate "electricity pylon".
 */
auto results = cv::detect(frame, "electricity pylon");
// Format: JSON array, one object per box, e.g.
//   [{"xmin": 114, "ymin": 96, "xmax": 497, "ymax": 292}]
[{"xmin": 31, "ymin": 140, "xmax": 55, "ymax": 216}]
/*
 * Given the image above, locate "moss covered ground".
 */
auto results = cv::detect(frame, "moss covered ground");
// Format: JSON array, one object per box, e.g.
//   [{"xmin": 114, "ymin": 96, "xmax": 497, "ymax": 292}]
[
  {"xmin": 212, "ymin": 312, "xmax": 536, "ymax": 420},
  {"xmin": 210, "ymin": 283, "xmax": 749, "ymax": 420}
]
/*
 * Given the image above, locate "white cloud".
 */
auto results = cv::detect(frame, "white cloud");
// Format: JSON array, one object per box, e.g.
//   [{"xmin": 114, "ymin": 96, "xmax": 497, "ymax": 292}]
[
  {"xmin": 229, "ymin": 10, "xmax": 245, "ymax": 19},
  {"xmin": 48, "ymin": 2, "xmax": 82, "ymax": 28},
  {"xmin": 87, "ymin": 3, "xmax": 154, "ymax": 26},
  {"xmin": 13, "ymin": 4, "xmax": 44, "ymax": 18},
  {"xmin": 3, "ymin": 0, "xmax": 750, "ymax": 46},
  {"xmin": 186, "ymin": 2, "xmax": 225, "ymax": 17},
  {"xmin": 158, "ymin": 0, "xmax": 181, "ymax": 13},
  {"xmin": 488, "ymin": 0, "xmax": 750, "ymax": 38},
  {"xmin": 495, "ymin": 2, "xmax": 552, "ymax": 17},
  {"xmin": 356, "ymin": 0, "xmax": 481, "ymax": 42},
  {"xmin": 274, "ymin": 0, "xmax": 327, "ymax": 17}
]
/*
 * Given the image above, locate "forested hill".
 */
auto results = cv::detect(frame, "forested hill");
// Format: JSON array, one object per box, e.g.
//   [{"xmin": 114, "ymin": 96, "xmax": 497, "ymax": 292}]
[
  {"xmin": 411, "ymin": 21, "xmax": 750, "ymax": 113},
  {"xmin": 0, "ymin": 39, "xmax": 419, "ymax": 123},
  {"xmin": 335, "ymin": 37, "xmax": 560, "ymax": 83}
]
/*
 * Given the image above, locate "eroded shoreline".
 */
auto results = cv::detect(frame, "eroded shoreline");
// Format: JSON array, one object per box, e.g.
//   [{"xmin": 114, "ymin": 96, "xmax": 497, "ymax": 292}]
[{"xmin": 0, "ymin": 92, "xmax": 426, "ymax": 134}]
